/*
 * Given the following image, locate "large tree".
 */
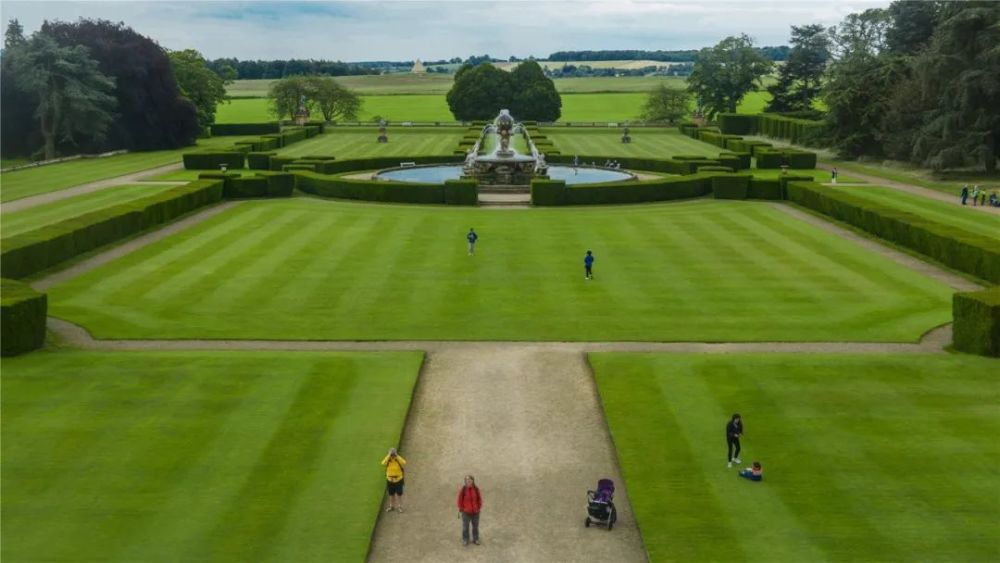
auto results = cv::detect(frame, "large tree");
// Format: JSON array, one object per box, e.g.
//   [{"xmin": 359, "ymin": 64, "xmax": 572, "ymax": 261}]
[
  {"xmin": 765, "ymin": 24, "xmax": 832, "ymax": 113},
  {"xmin": 1, "ymin": 19, "xmax": 36, "ymax": 156},
  {"xmin": 508, "ymin": 60, "xmax": 561, "ymax": 121},
  {"xmin": 686, "ymin": 34, "xmax": 772, "ymax": 119},
  {"xmin": 169, "ymin": 49, "xmax": 229, "ymax": 134},
  {"xmin": 446, "ymin": 62, "xmax": 561, "ymax": 121},
  {"xmin": 640, "ymin": 84, "xmax": 691, "ymax": 123},
  {"xmin": 40, "ymin": 19, "xmax": 199, "ymax": 151},
  {"xmin": 7, "ymin": 33, "xmax": 116, "ymax": 159},
  {"xmin": 267, "ymin": 76, "xmax": 361, "ymax": 122}
]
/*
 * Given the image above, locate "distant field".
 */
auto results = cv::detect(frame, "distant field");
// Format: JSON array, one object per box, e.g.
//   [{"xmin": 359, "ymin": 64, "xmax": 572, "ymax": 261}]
[
  {"xmin": 592, "ymin": 352, "xmax": 1000, "ymax": 562},
  {"xmin": 216, "ymin": 90, "xmax": 771, "ymax": 124},
  {"xmin": 831, "ymin": 185, "xmax": 1000, "ymax": 240},
  {"xmin": 0, "ymin": 137, "xmax": 254, "ymax": 203},
  {"xmin": 1, "ymin": 184, "xmax": 182, "ymax": 238},
  {"xmin": 1, "ymin": 349, "xmax": 422, "ymax": 562}
]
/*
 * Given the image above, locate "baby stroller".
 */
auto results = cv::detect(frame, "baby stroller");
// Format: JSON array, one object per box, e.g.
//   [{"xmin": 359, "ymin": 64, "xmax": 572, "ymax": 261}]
[{"xmin": 585, "ymin": 478, "xmax": 617, "ymax": 531}]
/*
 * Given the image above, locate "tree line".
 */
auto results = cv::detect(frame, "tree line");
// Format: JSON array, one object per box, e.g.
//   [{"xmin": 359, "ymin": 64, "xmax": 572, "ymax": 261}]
[
  {"xmin": 2, "ymin": 19, "xmax": 228, "ymax": 160},
  {"xmin": 547, "ymin": 47, "xmax": 790, "ymax": 62},
  {"xmin": 206, "ymin": 58, "xmax": 378, "ymax": 80},
  {"xmin": 679, "ymin": 1, "xmax": 999, "ymax": 173}
]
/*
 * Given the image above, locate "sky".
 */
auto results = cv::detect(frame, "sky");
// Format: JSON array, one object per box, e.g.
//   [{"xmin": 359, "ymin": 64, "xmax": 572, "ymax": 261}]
[{"xmin": 0, "ymin": 0, "xmax": 890, "ymax": 62}]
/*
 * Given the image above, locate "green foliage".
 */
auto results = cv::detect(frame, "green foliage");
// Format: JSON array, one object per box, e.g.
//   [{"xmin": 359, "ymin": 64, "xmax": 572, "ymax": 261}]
[
  {"xmin": 718, "ymin": 114, "xmax": 758, "ymax": 135},
  {"xmin": 247, "ymin": 151, "xmax": 276, "ymax": 170},
  {"xmin": 169, "ymin": 49, "xmax": 229, "ymax": 135},
  {"xmin": 446, "ymin": 62, "xmax": 561, "ymax": 121},
  {"xmin": 687, "ymin": 34, "xmax": 773, "ymax": 119},
  {"xmin": 640, "ymin": 84, "xmax": 691, "ymax": 123},
  {"xmin": 953, "ymin": 287, "xmax": 1000, "ymax": 357},
  {"xmin": 443, "ymin": 179, "xmax": 478, "ymax": 205},
  {"xmin": 0, "ymin": 278, "xmax": 46, "ymax": 356},
  {"xmin": 295, "ymin": 173, "xmax": 450, "ymax": 204},
  {"xmin": 711, "ymin": 174, "xmax": 751, "ymax": 199},
  {"xmin": 756, "ymin": 148, "xmax": 817, "ymax": 169},
  {"xmin": 530, "ymin": 179, "xmax": 567, "ymax": 206},
  {"xmin": 268, "ymin": 76, "xmax": 361, "ymax": 122},
  {"xmin": 765, "ymin": 24, "xmax": 832, "ymax": 113},
  {"xmin": 6, "ymin": 33, "xmax": 116, "ymax": 159},
  {"xmin": 182, "ymin": 151, "xmax": 245, "ymax": 170},
  {"xmin": 531, "ymin": 174, "xmax": 713, "ymax": 206},
  {"xmin": 757, "ymin": 113, "xmax": 826, "ymax": 145},
  {"xmin": 786, "ymin": 181, "xmax": 1000, "ymax": 283},
  {"xmin": 747, "ymin": 178, "xmax": 783, "ymax": 199},
  {"xmin": 0, "ymin": 180, "xmax": 224, "ymax": 279},
  {"xmin": 225, "ymin": 176, "xmax": 269, "ymax": 199},
  {"xmin": 256, "ymin": 171, "xmax": 296, "ymax": 197},
  {"xmin": 210, "ymin": 123, "xmax": 279, "ymax": 136}
]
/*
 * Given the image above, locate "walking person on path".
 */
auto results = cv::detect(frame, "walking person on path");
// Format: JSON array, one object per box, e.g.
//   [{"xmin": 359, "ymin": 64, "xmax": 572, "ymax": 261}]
[
  {"xmin": 971, "ymin": 185, "xmax": 980, "ymax": 206},
  {"xmin": 961, "ymin": 185, "xmax": 969, "ymax": 205},
  {"xmin": 467, "ymin": 228, "xmax": 478, "ymax": 256},
  {"xmin": 457, "ymin": 475, "xmax": 483, "ymax": 546},
  {"xmin": 381, "ymin": 448, "xmax": 406, "ymax": 513},
  {"xmin": 726, "ymin": 414, "xmax": 743, "ymax": 468},
  {"xmin": 584, "ymin": 250, "xmax": 595, "ymax": 280},
  {"xmin": 831, "ymin": 168, "xmax": 838, "ymax": 184}
]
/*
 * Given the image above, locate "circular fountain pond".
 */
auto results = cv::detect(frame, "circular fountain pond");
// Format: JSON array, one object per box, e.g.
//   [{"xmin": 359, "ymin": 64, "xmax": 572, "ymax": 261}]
[{"xmin": 375, "ymin": 164, "xmax": 635, "ymax": 185}]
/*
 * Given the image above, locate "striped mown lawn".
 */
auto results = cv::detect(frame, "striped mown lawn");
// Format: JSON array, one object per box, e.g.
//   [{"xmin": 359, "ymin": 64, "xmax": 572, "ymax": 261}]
[
  {"xmin": 0, "ymin": 137, "xmax": 254, "ymax": 203},
  {"xmin": 1, "ymin": 184, "xmax": 183, "ymax": 238},
  {"xmin": 590, "ymin": 353, "xmax": 1000, "ymax": 562},
  {"xmin": 1, "ymin": 349, "xmax": 422, "ymax": 562},
  {"xmin": 276, "ymin": 127, "xmax": 463, "ymax": 159},
  {"xmin": 831, "ymin": 185, "xmax": 1000, "ymax": 240},
  {"xmin": 48, "ymin": 199, "xmax": 952, "ymax": 342},
  {"xmin": 542, "ymin": 127, "xmax": 720, "ymax": 158}
]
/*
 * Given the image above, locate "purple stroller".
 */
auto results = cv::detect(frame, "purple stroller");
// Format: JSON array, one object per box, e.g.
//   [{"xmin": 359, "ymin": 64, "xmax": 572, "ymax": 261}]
[{"xmin": 585, "ymin": 478, "xmax": 617, "ymax": 531}]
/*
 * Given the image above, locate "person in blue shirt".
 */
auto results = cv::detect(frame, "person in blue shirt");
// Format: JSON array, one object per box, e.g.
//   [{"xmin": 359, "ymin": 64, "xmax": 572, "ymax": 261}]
[
  {"xmin": 467, "ymin": 228, "xmax": 478, "ymax": 255},
  {"xmin": 739, "ymin": 461, "xmax": 763, "ymax": 482},
  {"xmin": 584, "ymin": 250, "xmax": 595, "ymax": 280},
  {"xmin": 726, "ymin": 413, "xmax": 743, "ymax": 468}
]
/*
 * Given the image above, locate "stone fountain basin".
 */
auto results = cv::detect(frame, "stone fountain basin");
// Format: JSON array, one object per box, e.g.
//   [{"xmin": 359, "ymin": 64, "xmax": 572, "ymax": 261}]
[{"xmin": 374, "ymin": 164, "xmax": 637, "ymax": 185}]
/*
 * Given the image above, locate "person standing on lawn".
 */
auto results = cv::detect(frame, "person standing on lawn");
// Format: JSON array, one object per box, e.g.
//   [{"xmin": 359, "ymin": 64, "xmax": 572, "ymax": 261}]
[
  {"xmin": 961, "ymin": 185, "xmax": 969, "ymax": 205},
  {"xmin": 381, "ymin": 448, "xmax": 406, "ymax": 513},
  {"xmin": 467, "ymin": 228, "xmax": 478, "ymax": 255},
  {"xmin": 457, "ymin": 475, "xmax": 483, "ymax": 546},
  {"xmin": 584, "ymin": 250, "xmax": 595, "ymax": 280},
  {"xmin": 727, "ymin": 414, "xmax": 743, "ymax": 468}
]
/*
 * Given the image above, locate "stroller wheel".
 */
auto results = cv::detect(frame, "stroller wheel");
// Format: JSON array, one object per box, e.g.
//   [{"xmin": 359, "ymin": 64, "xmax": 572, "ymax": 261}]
[{"xmin": 585, "ymin": 517, "xmax": 591, "ymax": 528}]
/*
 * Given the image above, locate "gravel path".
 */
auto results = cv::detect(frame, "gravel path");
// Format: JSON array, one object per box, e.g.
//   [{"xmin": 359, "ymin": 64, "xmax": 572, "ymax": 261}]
[
  {"xmin": 366, "ymin": 346, "xmax": 648, "ymax": 563},
  {"xmin": 817, "ymin": 164, "xmax": 1000, "ymax": 214},
  {"xmin": 3, "ymin": 163, "xmax": 185, "ymax": 212},
  {"xmin": 32, "ymin": 202, "xmax": 241, "ymax": 292}
]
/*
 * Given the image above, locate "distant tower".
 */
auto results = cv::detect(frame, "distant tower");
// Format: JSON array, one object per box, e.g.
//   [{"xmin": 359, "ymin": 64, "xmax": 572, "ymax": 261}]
[{"xmin": 411, "ymin": 59, "xmax": 426, "ymax": 74}]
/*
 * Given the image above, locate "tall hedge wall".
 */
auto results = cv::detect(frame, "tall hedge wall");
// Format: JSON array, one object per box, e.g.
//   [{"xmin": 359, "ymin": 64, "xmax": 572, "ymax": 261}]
[
  {"xmin": 711, "ymin": 175, "xmax": 751, "ymax": 199},
  {"xmin": 0, "ymin": 180, "xmax": 224, "ymax": 279},
  {"xmin": 758, "ymin": 113, "xmax": 825, "ymax": 145},
  {"xmin": 296, "ymin": 173, "xmax": 447, "ymax": 204},
  {"xmin": 718, "ymin": 114, "xmax": 759, "ymax": 135},
  {"xmin": 1, "ymin": 278, "xmax": 47, "ymax": 356},
  {"xmin": 953, "ymin": 287, "xmax": 1000, "ymax": 357},
  {"xmin": 182, "ymin": 152, "xmax": 245, "ymax": 170},
  {"xmin": 443, "ymin": 180, "xmax": 478, "ymax": 206},
  {"xmin": 531, "ymin": 174, "xmax": 713, "ymax": 206},
  {"xmin": 786, "ymin": 182, "xmax": 1000, "ymax": 283},
  {"xmin": 210, "ymin": 123, "xmax": 280, "ymax": 136},
  {"xmin": 756, "ymin": 149, "xmax": 817, "ymax": 169}
]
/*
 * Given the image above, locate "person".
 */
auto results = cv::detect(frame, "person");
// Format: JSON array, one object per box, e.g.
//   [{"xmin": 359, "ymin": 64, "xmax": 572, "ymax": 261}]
[
  {"xmin": 584, "ymin": 250, "xmax": 595, "ymax": 280},
  {"xmin": 971, "ymin": 185, "xmax": 980, "ymax": 206},
  {"xmin": 831, "ymin": 167, "xmax": 838, "ymax": 184},
  {"xmin": 961, "ymin": 184, "xmax": 969, "ymax": 205},
  {"xmin": 467, "ymin": 228, "xmax": 478, "ymax": 256},
  {"xmin": 726, "ymin": 413, "xmax": 743, "ymax": 468},
  {"xmin": 990, "ymin": 191, "xmax": 998, "ymax": 207},
  {"xmin": 981, "ymin": 190, "xmax": 987, "ymax": 207},
  {"xmin": 457, "ymin": 475, "xmax": 483, "ymax": 546},
  {"xmin": 381, "ymin": 448, "xmax": 406, "ymax": 512},
  {"xmin": 739, "ymin": 461, "xmax": 763, "ymax": 482}
]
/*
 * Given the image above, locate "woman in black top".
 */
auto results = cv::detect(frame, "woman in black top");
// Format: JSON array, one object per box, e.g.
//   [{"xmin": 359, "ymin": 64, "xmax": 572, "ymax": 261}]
[{"xmin": 726, "ymin": 414, "xmax": 743, "ymax": 467}]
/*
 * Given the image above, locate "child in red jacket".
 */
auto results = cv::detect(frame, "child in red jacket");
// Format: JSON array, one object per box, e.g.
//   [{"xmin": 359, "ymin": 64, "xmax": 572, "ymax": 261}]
[{"xmin": 457, "ymin": 475, "xmax": 483, "ymax": 546}]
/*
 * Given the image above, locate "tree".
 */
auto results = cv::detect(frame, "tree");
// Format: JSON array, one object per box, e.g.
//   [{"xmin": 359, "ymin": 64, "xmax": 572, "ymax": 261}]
[
  {"xmin": 268, "ymin": 76, "xmax": 313, "ymax": 120},
  {"xmin": 886, "ymin": 0, "xmax": 943, "ymax": 55},
  {"xmin": 686, "ymin": 34, "xmax": 772, "ymax": 119},
  {"xmin": 7, "ymin": 33, "xmax": 116, "ymax": 159},
  {"xmin": 169, "ymin": 49, "xmax": 228, "ymax": 134},
  {"xmin": 41, "ymin": 19, "xmax": 199, "ymax": 151},
  {"xmin": 508, "ymin": 60, "xmax": 561, "ymax": 121},
  {"xmin": 446, "ymin": 62, "xmax": 561, "ymax": 121},
  {"xmin": 1, "ymin": 19, "xmax": 35, "ymax": 156},
  {"xmin": 5, "ymin": 18, "xmax": 25, "ymax": 48},
  {"xmin": 640, "ymin": 84, "xmax": 691, "ymax": 123},
  {"xmin": 765, "ymin": 24, "xmax": 832, "ymax": 113},
  {"xmin": 308, "ymin": 76, "xmax": 361, "ymax": 122}
]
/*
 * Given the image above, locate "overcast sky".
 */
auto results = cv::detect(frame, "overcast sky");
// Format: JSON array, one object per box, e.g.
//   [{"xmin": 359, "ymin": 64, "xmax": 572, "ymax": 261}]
[{"xmin": 1, "ymin": 0, "xmax": 890, "ymax": 61}]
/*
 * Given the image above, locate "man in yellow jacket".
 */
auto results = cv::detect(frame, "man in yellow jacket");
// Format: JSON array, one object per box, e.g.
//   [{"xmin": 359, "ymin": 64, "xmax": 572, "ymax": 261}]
[{"xmin": 381, "ymin": 448, "xmax": 406, "ymax": 513}]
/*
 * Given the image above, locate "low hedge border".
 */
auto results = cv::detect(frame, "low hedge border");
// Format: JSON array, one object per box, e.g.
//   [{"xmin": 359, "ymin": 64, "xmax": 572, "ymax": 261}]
[
  {"xmin": 1, "ymin": 278, "xmax": 47, "ymax": 356},
  {"xmin": 295, "ymin": 172, "xmax": 475, "ymax": 205},
  {"xmin": 210, "ymin": 122, "xmax": 280, "ymax": 136},
  {"xmin": 786, "ymin": 181, "xmax": 1000, "ymax": 283},
  {"xmin": 0, "ymin": 180, "xmax": 224, "ymax": 279},
  {"xmin": 953, "ymin": 287, "xmax": 1000, "ymax": 357},
  {"xmin": 756, "ymin": 149, "xmax": 817, "ymax": 169},
  {"xmin": 184, "ymin": 125, "xmax": 316, "ymax": 170},
  {"xmin": 531, "ymin": 173, "xmax": 714, "ymax": 206},
  {"xmin": 711, "ymin": 174, "xmax": 751, "ymax": 199}
]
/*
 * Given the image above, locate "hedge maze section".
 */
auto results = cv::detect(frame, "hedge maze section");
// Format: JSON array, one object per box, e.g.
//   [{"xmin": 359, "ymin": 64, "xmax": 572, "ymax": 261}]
[{"xmin": 1, "ymin": 278, "xmax": 47, "ymax": 356}]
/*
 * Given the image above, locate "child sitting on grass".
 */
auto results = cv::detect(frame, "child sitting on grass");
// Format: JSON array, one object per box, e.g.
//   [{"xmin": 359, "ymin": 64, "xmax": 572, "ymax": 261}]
[{"xmin": 739, "ymin": 461, "xmax": 763, "ymax": 482}]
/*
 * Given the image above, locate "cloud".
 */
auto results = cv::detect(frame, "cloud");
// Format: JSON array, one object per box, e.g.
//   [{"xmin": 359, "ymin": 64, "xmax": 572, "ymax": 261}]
[{"xmin": 1, "ymin": 0, "xmax": 891, "ymax": 60}]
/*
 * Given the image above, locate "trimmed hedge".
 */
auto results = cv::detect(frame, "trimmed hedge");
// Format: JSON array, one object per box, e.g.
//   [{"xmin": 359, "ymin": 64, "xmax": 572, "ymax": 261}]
[
  {"xmin": 248, "ymin": 152, "xmax": 276, "ymax": 170},
  {"xmin": 758, "ymin": 113, "xmax": 825, "ymax": 145},
  {"xmin": 226, "ymin": 176, "xmax": 270, "ymax": 198},
  {"xmin": 711, "ymin": 174, "xmax": 751, "ymax": 199},
  {"xmin": 786, "ymin": 182, "xmax": 1000, "ymax": 283},
  {"xmin": 747, "ymin": 179, "xmax": 783, "ymax": 200},
  {"xmin": 296, "ymin": 173, "xmax": 447, "ymax": 204},
  {"xmin": 531, "ymin": 174, "xmax": 714, "ymax": 206},
  {"xmin": 718, "ymin": 114, "xmax": 758, "ymax": 135},
  {"xmin": 269, "ymin": 156, "xmax": 300, "ymax": 171},
  {"xmin": 210, "ymin": 122, "xmax": 280, "ymax": 136},
  {"xmin": 443, "ymin": 180, "xmax": 478, "ymax": 206},
  {"xmin": 756, "ymin": 149, "xmax": 817, "ymax": 169},
  {"xmin": 1, "ymin": 180, "xmax": 224, "ymax": 279},
  {"xmin": 257, "ymin": 172, "xmax": 296, "ymax": 197},
  {"xmin": 1, "ymin": 278, "xmax": 47, "ymax": 356},
  {"xmin": 699, "ymin": 166, "xmax": 734, "ymax": 173},
  {"xmin": 953, "ymin": 287, "xmax": 1000, "ymax": 357},
  {"xmin": 182, "ymin": 151, "xmax": 245, "ymax": 170}
]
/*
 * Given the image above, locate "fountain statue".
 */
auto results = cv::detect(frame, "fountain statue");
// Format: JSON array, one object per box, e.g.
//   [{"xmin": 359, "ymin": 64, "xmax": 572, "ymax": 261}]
[{"xmin": 460, "ymin": 109, "xmax": 545, "ymax": 186}]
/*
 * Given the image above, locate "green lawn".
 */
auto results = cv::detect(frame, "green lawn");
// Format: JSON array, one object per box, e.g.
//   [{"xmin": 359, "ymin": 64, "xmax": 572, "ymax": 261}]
[
  {"xmin": 47, "ymin": 199, "xmax": 951, "ymax": 342},
  {"xmin": 276, "ymin": 127, "xmax": 462, "ymax": 159},
  {"xmin": 0, "ymin": 137, "xmax": 254, "ymax": 203},
  {"xmin": 2, "ymin": 184, "xmax": 183, "ymax": 238},
  {"xmin": 1, "ymin": 349, "xmax": 422, "ymax": 562},
  {"xmin": 590, "ymin": 353, "xmax": 1000, "ymax": 562},
  {"xmin": 542, "ymin": 127, "xmax": 725, "ymax": 158},
  {"xmin": 830, "ymin": 160, "xmax": 1000, "ymax": 196},
  {"xmin": 831, "ymin": 185, "xmax": 1000, "ymax": 240}
]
